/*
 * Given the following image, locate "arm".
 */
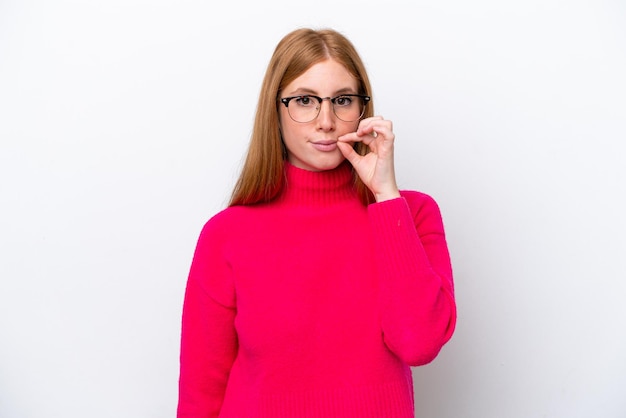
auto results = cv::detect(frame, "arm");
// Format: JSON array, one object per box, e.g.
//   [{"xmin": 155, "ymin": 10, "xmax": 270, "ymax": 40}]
[
  {"xmin": 368, "ymin": 192, "xmax": 456, "ymax": 366},
  {"xmin": 177, "ymin": 221, "xmax": 238, "ymax": 418},
  {"xmin": 338, "ymin": 116, "xmax": 456, "ymax": 364}
]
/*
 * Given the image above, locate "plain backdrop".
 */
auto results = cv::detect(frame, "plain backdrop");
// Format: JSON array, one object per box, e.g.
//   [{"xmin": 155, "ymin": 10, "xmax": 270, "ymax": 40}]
[{"xmin": 1, "ymin": 1, "xmax": 625, "ymax": 417}]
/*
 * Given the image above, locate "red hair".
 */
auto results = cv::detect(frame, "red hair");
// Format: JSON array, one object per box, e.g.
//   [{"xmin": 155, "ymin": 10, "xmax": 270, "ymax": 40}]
[{"xmin": 229, "ymin": 28, "xmax": 375, "ymax": 206}]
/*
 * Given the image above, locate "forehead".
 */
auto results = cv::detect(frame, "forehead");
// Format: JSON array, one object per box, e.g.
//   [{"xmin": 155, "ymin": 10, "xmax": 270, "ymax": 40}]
[{"xmin": 284, "ymin": 59, "xmax": 358, "ymax": 94}]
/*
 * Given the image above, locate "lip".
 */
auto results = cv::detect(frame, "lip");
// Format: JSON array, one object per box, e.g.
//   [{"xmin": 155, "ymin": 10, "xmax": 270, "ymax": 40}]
[{"xmin": 311, "ymin": 140, "xmax": 338, "ymax": 152}]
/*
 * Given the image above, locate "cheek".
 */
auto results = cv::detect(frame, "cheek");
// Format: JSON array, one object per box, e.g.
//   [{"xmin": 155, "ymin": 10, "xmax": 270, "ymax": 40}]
[
  {"xmin": 279, "ymin": 118, "xmax": 302, "ymax": 149},
  {"xmin": 279, "ymin": 108, "xmax": 305, "ymax": 135},
  {"xmin": 279, "ymin": 108, "xmax": 295, "ymax": 135},
  {"xmin": 338, "ymin": 121, "xmax": 359, "ymax": 135}
]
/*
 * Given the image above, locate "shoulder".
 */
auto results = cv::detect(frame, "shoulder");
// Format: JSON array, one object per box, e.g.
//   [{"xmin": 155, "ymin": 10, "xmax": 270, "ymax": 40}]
[{"xmin": 198, "ymin": 205, "xmax": 258, "ymax": 239}]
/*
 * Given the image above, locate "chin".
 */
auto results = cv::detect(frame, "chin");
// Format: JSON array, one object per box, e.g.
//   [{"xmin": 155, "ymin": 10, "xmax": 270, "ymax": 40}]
[
  {"xmin": 288, "ymin": 150, "xmax": 347, "ymax": 172},
  {"xmin": 307, "ymin": 156, "xmax": 346, "ymax": 172}
]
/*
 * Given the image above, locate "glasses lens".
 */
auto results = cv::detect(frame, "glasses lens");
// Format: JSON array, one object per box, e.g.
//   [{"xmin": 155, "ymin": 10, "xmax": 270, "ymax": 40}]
[
  {"xmin": 285, "ymin": 95, "xmax": 368, "ymax": 123},
  {"xmin": 334, "ymin": 95, "xmax": 365, "ymax": 122},
  {"xmin": 288, "ymin": 96, "xmax": 319, "ymax": 123}
]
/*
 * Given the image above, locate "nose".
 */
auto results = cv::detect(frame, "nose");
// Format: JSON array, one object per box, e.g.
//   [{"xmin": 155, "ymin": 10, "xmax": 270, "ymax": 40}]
[{"xmin": 316, "ymin": 98, "xmax": 335, "ymax": 130}]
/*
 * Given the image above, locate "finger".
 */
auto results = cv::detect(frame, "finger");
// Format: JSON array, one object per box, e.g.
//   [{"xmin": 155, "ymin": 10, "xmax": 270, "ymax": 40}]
[
  {"xmin": 337, "ymin": 131, "xmax": 365, "ymax": 143},
  {"xmin": 337, "ymin": 131, "xmax": 377, "ymax": 150},
  {"xmin": 336, "ymin": 140, "xmax": 361, "ymax": 165},
  {"xmin": 338, "ymin": 122, "xmax": 383, "ymax": 141},
  {"xmin": 356, "ymin": 116, "xmax": 386, "ymax": 136}
]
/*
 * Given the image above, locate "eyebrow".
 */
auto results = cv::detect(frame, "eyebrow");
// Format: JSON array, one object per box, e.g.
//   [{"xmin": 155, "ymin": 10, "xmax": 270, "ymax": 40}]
[{"xmin": 286, "ymin": 87, "xmax": 358, "ymax": 96}]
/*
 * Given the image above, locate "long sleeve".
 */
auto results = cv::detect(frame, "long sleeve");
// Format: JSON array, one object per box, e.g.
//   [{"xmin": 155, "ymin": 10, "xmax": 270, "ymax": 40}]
[
  {"xmin": 177, "ymin": 221, "xmax": 238, "ymax": 418},
  {"xmin": 176, "ymin": 162, "xmax": 455, "ymax": 417},
  {"xmin": 368, "ymin": 192, "xmax": 456, "ymax": 366}
]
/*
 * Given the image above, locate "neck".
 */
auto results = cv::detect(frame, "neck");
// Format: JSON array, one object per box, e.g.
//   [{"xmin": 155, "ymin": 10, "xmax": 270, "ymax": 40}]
[{"xmin": 277, "ymin": 161, "xmax": 357, "ymax": 206}]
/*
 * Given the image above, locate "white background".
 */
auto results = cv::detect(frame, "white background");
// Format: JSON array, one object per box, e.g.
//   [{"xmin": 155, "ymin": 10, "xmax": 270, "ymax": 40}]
[{"xmin": 1, "ymin": 1, "xmax": 625, "ymax": 417}]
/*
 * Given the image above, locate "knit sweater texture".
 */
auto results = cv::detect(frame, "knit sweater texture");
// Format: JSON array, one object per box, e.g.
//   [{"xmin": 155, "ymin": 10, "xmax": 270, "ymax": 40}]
[{"xmin": 177, "ymin": 161, "xmax": 456, "ymax": 418}]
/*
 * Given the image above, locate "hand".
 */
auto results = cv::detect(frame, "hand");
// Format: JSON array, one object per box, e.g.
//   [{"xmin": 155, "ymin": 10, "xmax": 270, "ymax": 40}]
[{"xmin": 337, "ymin": 116, "xmax": 401, "ymax": 202}]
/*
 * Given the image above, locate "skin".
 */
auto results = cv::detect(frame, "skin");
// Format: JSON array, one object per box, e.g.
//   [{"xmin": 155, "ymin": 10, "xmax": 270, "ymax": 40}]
[{"xmin": 279, "ymin": 59, "xmax": 401, "ymax": 203}]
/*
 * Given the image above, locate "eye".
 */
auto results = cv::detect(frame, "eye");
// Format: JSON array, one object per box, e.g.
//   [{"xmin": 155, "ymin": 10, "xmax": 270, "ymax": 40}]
[
  {"xmin": 294, "ymin": 96, "xmax": 316, "ymax": 107},
  {"xmin": 334, "ymin": 96, "xmax": 353, "ymax": 107}
]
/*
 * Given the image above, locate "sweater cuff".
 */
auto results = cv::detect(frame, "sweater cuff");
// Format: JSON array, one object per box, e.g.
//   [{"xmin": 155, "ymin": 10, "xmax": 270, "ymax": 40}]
[{"xmin": 368, "ymin": 197, "xmax": 431, "ymax": 274}]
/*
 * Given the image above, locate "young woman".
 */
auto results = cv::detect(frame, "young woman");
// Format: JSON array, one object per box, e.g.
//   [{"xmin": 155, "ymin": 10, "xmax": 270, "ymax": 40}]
[{"xmin": 177, "ymin": 27, "xmax": 456, "ymax": 418}]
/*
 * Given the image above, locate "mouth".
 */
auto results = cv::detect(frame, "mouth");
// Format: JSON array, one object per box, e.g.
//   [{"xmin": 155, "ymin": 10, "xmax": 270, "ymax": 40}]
[{"xmin": 310, "ymin": 140, "xmax": 338, "ymax": 152}]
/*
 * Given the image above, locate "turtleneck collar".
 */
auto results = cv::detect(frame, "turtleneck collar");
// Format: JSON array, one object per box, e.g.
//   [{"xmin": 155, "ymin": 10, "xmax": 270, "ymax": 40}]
[{"xmin": 277, "ymin": 160, "xmax": 358, "ymax": 207}]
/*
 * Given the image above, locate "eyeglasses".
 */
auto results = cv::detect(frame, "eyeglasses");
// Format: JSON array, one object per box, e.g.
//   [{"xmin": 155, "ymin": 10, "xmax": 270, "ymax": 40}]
[{"xmin": 279, "ymin": 94, "xmax": 371, "ymax": 123}]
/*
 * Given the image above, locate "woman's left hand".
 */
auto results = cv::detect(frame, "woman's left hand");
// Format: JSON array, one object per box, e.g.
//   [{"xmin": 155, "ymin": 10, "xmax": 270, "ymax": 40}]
[{"xmin": 337, "ymin": 116, "xmax": 401, "ymax": 202}]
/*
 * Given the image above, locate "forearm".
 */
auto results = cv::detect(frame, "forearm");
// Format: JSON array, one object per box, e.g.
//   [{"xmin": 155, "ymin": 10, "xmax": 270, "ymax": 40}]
[
  {"xmin": 369, "ymin": 195, "xmax": 456, "ymax": 366},
  {"xmin": 177, "ymin": 277, "xmax": 237, "ymax": 417}
]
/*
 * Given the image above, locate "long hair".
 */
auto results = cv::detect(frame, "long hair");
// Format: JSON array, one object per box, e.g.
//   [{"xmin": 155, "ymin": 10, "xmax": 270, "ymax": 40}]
[{"xmin": 229, "ymin": 28, "xmax": 375, "ymax": 206}]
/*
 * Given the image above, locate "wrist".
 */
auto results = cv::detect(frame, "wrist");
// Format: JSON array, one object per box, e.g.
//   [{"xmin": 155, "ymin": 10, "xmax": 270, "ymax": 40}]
[{"xmin": 374, "ymin": 189, "xmax": 401, "ymax": 203}]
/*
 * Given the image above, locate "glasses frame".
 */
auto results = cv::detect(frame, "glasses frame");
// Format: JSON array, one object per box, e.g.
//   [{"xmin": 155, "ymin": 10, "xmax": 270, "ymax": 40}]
[{"xmin": 279, "ymin": 94, "xmax": 371, "ymax": 123}]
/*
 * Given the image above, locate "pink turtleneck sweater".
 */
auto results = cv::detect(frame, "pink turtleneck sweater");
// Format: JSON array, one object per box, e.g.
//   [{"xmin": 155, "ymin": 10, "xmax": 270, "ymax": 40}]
[{"xmin": 177, "ymin": 161, "xmax": 456, "ymax": 418}]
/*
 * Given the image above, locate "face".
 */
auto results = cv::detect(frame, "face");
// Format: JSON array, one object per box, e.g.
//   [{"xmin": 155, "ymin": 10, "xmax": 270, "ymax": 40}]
[{"xmin": 279, "ymin": 59, "xmax": 361, "ymax": 172}]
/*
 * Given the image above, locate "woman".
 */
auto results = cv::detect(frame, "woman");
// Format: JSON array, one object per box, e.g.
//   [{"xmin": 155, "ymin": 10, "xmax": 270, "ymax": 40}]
[{"xmin": 177, "ymin": 27, "xmax": 456, "ymax": 417}]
